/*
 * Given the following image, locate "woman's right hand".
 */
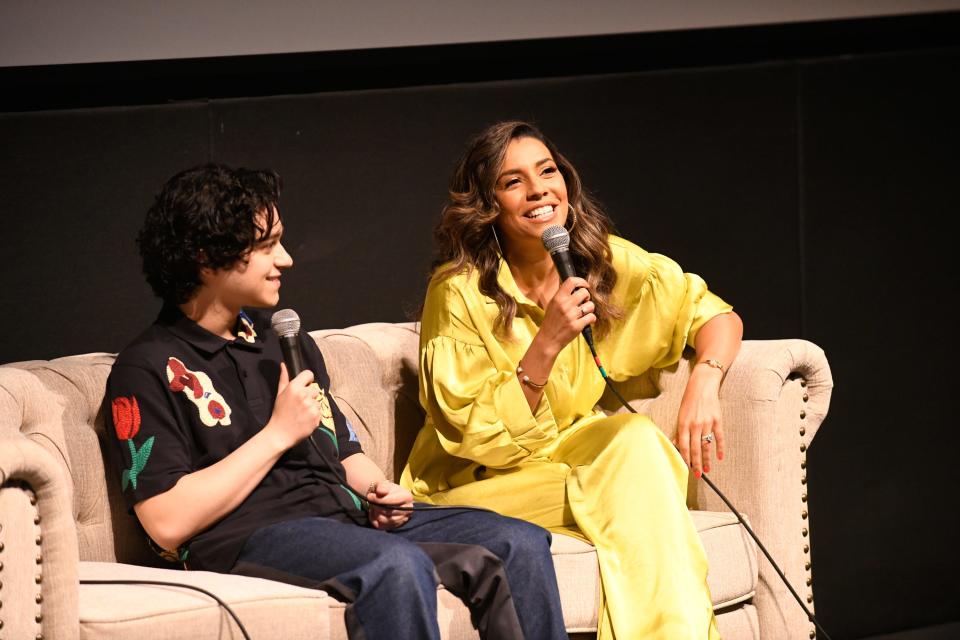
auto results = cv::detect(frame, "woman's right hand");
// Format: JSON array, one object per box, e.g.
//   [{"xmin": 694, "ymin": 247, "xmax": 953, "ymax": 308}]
[
  {"xmin": 266, "ymin": 363, "xmax": 322, "ymax": 450},
  {"xmin": 537, "ymin": 276, "xmax": 596, "ymax": 356}
]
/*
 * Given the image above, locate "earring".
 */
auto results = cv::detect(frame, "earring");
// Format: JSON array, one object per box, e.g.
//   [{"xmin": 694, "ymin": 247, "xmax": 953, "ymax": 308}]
[
  {"xmin": 566, "ymin": 203, "xmax": 579, "ymax": 231},
  {"xmin": 491, "ymin": 226, "xmax": 505, "ymax": 257}
]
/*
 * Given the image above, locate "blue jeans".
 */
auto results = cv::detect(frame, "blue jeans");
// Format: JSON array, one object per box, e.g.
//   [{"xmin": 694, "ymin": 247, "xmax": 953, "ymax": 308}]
[{"xmin": 235, "ymin": 505, "xmax": 567, "ymax": 640}]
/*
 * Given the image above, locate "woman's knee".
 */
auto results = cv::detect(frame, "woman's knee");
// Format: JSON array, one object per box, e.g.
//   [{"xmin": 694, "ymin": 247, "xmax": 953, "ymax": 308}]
[{"xmin": 586, "ymin": 413, "xmax": 665, "ymax": 448}]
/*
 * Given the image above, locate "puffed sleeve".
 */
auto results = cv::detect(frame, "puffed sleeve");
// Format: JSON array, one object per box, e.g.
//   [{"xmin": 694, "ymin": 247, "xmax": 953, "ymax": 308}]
[
  {"xmin": 420, "ymin": 336, "xmax": 559, "ymax": 468},
  {"xmin": 106, "ymin": 363, "xmax": 193, "ymax": 511},
  {"xmin": 600, "ymin": 237, "xmax": 733, "ymax": 379},
  {"xmin": 418, "ymin": 274, "xmax": 560, "ymax": 468}
]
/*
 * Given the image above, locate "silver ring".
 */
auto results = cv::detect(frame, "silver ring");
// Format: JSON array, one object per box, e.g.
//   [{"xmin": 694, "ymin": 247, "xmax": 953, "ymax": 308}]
[
  {"xmin": 701, "ymin": 433, "xmax": 714, "ymax": 444},
  {"xmin": 579, "ymin": 305, "xmax": 586, "ymax": 318}
]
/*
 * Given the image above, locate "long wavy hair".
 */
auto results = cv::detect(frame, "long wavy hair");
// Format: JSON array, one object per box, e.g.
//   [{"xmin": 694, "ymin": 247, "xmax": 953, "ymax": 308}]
[{"xmin": 431, "ymin": 120, "xmax": 621, "ymax": 338}]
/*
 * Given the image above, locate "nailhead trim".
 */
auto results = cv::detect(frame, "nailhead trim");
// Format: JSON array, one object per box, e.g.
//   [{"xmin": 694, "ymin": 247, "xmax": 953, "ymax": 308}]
[
  {"xmin": 799, "ymin": 378, "xmax": 814, "ymax": 627},
  {"xmin": 0, "ymin": 492, "xmax": 4, "ymax": 632},
  {"xmin": 31, "ymin": 487, "xmax": 42, "ymax": 636}
]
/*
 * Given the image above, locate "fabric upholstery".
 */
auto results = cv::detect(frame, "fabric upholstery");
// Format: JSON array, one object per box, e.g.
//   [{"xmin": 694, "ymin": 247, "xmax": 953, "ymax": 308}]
[
  {"xmin": 0, "ymin": 434, "xmax": 81, "ymax": 640},
  {"xmin": 0, "ymin": 323, "xmax": 832, "ymax": 639},
  {"xmin": 79, "ymin": 561, "xmax": 329, "ymax": 640}
]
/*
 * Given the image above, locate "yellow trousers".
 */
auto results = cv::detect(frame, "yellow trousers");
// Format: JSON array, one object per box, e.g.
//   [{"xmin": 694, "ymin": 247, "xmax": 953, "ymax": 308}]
[{"xmin": 430, "ymin": 414, "xmax": 720, "ymax": 639}]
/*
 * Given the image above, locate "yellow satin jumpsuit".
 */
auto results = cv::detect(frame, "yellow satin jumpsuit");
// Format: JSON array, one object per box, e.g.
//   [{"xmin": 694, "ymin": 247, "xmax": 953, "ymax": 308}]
[{"xmin": 401, "ymin": 235, "xmax": 730, "ymax": 639}]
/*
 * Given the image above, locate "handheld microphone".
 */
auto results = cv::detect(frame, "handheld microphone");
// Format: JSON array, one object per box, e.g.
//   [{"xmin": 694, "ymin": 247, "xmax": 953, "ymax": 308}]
[
  {"xmin": 540, "ymin": 225, "xmax": 597, "ymax": 353},
  {"xmin": 270, "ymin": 308, "xmax": 306, "ymax": 377}
]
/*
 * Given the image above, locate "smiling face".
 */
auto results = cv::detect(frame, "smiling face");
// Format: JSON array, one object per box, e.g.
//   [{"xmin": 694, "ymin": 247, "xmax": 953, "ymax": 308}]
[
  {"xmin": 204, "ymin": 207, "xmax": 293, "ymax": 310},
  {"xmin": 493, "ymin": 136, "xmax": 569, "ymax": 254}
]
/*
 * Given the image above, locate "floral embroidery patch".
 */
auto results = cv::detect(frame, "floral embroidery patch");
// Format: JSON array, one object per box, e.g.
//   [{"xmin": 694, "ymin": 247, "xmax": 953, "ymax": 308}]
[
  {"xmin": 308, "ymin": 382, "xmax": 338, "ymax": 447},
  {"xmin": 344, "ymin": 417, "xmax": 361, "ymax": 443},
  {"xmin": 166, "ymin": 357, "xmax": 233, "ymax": 426},
  {"xmin": 236, "ymin": 310, "xmax": 258, "ymax": 344},
  {"xmin": 112, "ymin": 396, "xmax": 155, "ymax": 491}
]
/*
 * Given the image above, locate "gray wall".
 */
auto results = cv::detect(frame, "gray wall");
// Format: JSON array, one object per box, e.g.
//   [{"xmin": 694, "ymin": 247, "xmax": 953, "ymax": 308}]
[{"xmin": 3, "ymin": 0, "xmax": 960, "ymax": 66}]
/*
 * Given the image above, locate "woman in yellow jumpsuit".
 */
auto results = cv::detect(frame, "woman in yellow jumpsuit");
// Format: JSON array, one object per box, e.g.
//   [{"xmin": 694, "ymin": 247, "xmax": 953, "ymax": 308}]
[{"xmin": 401, "ymin": 121, "xmax": 743, "ymax": 639}]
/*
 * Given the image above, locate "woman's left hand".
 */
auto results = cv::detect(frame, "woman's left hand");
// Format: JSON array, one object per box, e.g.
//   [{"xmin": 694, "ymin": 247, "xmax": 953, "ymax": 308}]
[
  {"xmin": 367, "ymin": 480, "xmax": 414, "ymax": 530},
  {"xmin": 675, "ymin": 366, "xmax": 726, "ymax": 477}
]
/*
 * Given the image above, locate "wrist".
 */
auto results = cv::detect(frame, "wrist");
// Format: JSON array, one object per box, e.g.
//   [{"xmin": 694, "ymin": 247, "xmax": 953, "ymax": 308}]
[
  {"xmin": 261, "ymin": 420, "xmax": 297, "ymax": 454},
  {"xmin": 696, "ymin": 358, "xmax": 725, "ymax": 375},
  {"xmin": 517, "ymin": 362, "xmax": 548, "ymax": 390},
  {"xmin": 530, "ymin": 332, "xmax": 562, "ymax": 362}
]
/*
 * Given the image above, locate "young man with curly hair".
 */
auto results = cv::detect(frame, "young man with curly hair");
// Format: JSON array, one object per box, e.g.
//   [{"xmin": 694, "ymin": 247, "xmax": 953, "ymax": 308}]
[{"xmin": 105, "ymin": 163, "xmax": 567, "ymax": 640}]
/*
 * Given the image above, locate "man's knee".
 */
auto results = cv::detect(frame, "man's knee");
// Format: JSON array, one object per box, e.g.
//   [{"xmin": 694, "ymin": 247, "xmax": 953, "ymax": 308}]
[{"xmin": 390, "ymin": 541, "xmax": 436, "ymax": 572}]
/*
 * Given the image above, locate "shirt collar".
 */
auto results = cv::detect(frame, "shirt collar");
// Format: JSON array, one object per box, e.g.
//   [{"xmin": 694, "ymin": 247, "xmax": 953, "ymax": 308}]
[
  {"xmin": 159, "ymin": 305, "xmax": 264, "ymax": 354},
  {"xmin": 494, "ymin": 258, "xmax": 542, "ymax": 310}
]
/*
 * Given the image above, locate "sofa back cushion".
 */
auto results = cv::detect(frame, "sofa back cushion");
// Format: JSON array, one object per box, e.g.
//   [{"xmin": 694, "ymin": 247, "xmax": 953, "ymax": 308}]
[
  {"xmin": 310, "ymin": 322, "xmax": 423, "ymax": 481},
  {"xmin": 0, "ymin": 321, "xmax": 424, "ymax": 566},
  {"xmin": 1, "ymin": 354, "xmax": 163, "ymax": 567}
]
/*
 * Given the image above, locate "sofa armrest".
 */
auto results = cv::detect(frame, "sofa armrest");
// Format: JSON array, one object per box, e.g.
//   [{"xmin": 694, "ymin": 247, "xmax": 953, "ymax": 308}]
[
  {"xmin": 616, "ymin": 339, "xmax": 832, "ymax": 638},
  {"xmin": 704, "ymin": 340, "xmax": 831, "ymax": 637},
  {"xmin": 0, "ymin": 434, "xmax": 80, "ymax": 640}
]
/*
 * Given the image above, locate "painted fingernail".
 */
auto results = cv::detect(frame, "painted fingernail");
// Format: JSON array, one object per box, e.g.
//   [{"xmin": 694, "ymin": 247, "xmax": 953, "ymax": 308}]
[
  {"xmin": 694, "ymin": 470, "xmax": 702, "ymax": 478},
  {"xmin": 718, "ymin": 452, "xmax": 724, "ymax": 461}
]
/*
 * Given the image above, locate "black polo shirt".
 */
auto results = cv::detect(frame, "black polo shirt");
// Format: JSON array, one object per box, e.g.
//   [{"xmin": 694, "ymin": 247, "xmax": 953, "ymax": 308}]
[{"xmin": 106, "ymin": 305, "xmax": 366, "ymax": 573}]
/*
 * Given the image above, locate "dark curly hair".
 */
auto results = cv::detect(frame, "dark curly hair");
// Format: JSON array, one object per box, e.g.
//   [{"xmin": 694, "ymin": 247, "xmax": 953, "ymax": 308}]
[
  {"xmin": 137, "ymin": 163, "xmax": 282, "ymax": 304},
  {"xmin": 431, "ymin": 120, "xmax": 621, "ymax": 338}
]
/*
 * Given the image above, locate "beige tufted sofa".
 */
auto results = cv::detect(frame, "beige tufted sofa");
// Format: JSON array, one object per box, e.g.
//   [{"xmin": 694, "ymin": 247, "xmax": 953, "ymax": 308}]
[{"xmin": 0, "ymin": 321, "xmax": 832, "ymax": 639}]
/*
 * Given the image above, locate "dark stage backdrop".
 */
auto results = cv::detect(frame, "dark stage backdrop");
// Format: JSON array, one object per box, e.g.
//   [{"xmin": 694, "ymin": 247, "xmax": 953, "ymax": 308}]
[{"xmin": 1, "ymin": 19, "xmax": 958, "ymax": 640}]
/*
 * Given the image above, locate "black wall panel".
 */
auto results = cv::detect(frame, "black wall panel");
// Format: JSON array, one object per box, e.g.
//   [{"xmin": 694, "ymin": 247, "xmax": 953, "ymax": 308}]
[
  {"xmin": 0, "ymin": 104, "xmax": 210, "ymax": 362},
  {"xmin": 803, "ymin": 49, "xmax": 960, "ymax": 639},
  {"xmin": 201, "ymin": 65, "xmax": 798, "ymax": 338},
  {"xmin": 0, "ymin": 63, "xmax": 797, "ymax": 364}
]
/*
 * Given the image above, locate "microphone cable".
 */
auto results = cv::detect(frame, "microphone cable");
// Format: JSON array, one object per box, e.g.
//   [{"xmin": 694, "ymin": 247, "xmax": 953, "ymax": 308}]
[
  {"xmin": 585, "ymin": 339, "xmax": 834, "ymax": 640},
  {"xmin": 79, "ymin": 579, "xmax": 252, "ymax": 640}
]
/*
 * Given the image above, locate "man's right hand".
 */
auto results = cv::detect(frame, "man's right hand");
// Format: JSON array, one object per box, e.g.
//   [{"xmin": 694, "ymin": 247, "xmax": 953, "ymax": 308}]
[{"xmin": 267, "ymin": 363, "xmax": 321, "ymax": 449}]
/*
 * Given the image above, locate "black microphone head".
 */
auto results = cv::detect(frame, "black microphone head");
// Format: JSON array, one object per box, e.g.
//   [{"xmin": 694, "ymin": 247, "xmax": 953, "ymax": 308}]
[
  {"xmin": 270, "ymin": 308, "xmax": 300, "ymax": 339},
  {"xmin": 541, "ymin": 225, "xmax": 570, "ymax": 255}
]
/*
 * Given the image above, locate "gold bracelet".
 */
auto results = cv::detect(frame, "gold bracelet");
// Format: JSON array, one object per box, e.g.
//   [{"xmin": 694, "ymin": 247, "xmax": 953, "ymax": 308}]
[
  {"xmin": 697, "ymin": 358, "xmax": 725, "ymax": 373},
  {"xmin": 517, "ymin": 363, "xmax": 547, "ymax": 390}
]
